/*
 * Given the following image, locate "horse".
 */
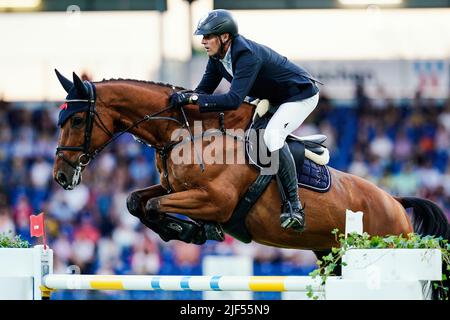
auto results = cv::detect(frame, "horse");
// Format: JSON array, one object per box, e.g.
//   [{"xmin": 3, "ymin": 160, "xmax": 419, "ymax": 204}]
[{"xmin": 52, "ymin": 71, "xmax": 450, "ymax": 298}]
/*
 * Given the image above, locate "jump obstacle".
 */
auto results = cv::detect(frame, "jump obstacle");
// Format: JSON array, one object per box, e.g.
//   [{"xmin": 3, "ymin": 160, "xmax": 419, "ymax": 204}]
[{"xmin": 0, "ymin": 211, "xmax": 443, "ymax": 300}]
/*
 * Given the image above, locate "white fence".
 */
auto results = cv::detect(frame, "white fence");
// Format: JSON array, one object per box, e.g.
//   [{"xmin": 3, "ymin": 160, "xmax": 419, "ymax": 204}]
[{"xmin": 0, "ymin": 211, "xmax": 443, "ymax": 300}]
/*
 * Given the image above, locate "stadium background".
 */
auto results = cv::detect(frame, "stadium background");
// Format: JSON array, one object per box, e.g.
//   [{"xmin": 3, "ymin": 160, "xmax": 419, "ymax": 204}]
[{"xmin": 0, "ymin": 0, "xmax": 449, "ymax": 299}]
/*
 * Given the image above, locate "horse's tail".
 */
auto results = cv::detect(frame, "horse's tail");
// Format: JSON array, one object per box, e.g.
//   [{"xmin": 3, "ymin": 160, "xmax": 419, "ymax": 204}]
[
  {"xmin": 396, "ymin": 196, "xmax": 450, "ymax": 300},
  {"xmin": 395, "ymin": 197, "xmax": 450, "ymax": 238}
]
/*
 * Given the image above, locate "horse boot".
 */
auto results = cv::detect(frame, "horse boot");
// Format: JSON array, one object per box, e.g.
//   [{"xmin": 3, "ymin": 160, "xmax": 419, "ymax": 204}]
[
  {"xmin": 157, "ymin": 218, "xmax": 224, "ymax": 244},
  {"xmin": 202, "ymin": 221, "xmax": 225, "ymax": 242},
  {"xmin": 277, "ymin": 143, "xmax": 306, "ymax": 232}
]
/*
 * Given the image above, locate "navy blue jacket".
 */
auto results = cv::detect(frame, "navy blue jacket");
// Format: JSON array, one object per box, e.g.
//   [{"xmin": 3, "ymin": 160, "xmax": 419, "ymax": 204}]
[{"xmin": 195, "ymin": 35, "xmax": 320, "ymax": 112}]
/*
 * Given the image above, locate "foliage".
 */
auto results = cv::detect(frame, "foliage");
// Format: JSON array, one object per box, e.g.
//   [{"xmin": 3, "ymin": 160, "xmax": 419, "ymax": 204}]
[
  {"xmin": 306, "ymin": 230, "xmax": 450, "ymax": 300},
  {"xmin": 0, "ymin": 231, "xmax": 30, "ymax": 248}
]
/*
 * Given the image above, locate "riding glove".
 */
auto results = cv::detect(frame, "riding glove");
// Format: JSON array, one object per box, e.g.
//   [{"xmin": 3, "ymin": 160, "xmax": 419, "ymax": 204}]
[{"xmin": 169, "ymin": 92, "xmax": 198, "ymax": 108}]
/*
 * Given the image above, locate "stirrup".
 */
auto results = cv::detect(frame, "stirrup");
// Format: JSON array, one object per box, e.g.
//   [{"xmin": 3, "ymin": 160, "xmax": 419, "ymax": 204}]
[{"xmin": 280, "ymin": 202, "xmax": 305, "ymax": 232}]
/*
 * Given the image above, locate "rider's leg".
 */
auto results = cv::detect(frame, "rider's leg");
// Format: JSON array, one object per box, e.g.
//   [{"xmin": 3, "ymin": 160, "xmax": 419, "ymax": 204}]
[{"xmin": 263, "ymin": 92, "xmax": 319, "ymax": 232}]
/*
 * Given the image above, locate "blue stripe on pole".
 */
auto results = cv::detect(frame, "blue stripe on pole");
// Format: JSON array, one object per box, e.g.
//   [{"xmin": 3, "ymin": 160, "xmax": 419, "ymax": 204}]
[
  {"xmin": 181, "ymin": 276, "xmax": 191, "ymax": 290},
  {"xmin": 210, "ymin": 275, "xmax": 222, "ymax": 291},
  {"xmin": 151, "ymin": 276, "xmax": 161, "ymax": 290}
]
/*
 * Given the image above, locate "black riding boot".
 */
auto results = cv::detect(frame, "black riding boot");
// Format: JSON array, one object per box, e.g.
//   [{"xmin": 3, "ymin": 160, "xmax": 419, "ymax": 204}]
[{"xmin": 277, "ymin": 143, "xmax": 305, "ymax": 232}]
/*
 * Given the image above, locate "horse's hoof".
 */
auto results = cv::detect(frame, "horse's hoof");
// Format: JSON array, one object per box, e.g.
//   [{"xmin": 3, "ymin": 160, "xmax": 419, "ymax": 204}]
[
  {"xmin": 192, "ymin": 231, "xmax": 207, "ymax": 245},
  {"xmin": 126, "ymin": 192, "xmax": 142, "ymax": 217},
  {"xmin": 145, "ymin": 198, "xmax": 161, "ymax": 220}
]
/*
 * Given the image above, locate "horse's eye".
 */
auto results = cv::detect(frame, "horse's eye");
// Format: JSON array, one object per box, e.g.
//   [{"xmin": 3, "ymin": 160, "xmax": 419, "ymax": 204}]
[{"xmin": 71, "ymin": 116, "xmax": 84, "ymax": 128}]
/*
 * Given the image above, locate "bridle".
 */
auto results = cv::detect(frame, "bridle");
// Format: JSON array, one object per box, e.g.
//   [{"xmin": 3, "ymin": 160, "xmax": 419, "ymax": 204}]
[{"xmin": 56, "ymin": 80, "xmax": 191, "ymax": 189}]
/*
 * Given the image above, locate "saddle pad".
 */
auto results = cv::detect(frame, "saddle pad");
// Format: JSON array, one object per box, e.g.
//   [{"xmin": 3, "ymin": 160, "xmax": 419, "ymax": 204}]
[
  {"xmin": 298, "ymin": 158, "xmax": 331, "ymax": 192},
  {"xmin": 288, "ymin": 140, "xmax": 331, "ymax": 193}
]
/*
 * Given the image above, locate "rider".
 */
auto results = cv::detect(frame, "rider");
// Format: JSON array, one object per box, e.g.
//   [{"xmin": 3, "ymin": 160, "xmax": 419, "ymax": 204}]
[{"xmin": 170, "ymin": 9, "xmax": 320, "ymax": 232}]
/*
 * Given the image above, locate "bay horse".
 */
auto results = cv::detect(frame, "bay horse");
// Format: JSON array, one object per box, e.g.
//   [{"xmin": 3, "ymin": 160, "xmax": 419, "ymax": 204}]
[{"xmin": 53, "ymin": 71, "xmax": 449, "ymax": 297}]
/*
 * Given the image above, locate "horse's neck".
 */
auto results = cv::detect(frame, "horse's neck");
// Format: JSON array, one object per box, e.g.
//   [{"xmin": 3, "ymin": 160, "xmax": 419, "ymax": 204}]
[
  {"xmin": 97, "ymin": 82, "xmax": 173, "ymax": 145},
  {"xmin": 98, "ymin": 81, "xmax": 254, "ymax": 144}
]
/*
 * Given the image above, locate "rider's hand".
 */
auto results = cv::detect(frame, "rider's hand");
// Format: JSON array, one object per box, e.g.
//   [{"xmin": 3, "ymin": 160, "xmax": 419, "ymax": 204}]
[{"xmin": 169, "ymin": 92, "xmax": 198, "ymax": 108}]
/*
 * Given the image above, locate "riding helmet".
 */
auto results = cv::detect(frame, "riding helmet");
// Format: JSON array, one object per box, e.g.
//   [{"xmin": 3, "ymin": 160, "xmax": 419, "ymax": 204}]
[{"xmin": 194, "ymin": 9, "xmax": 238, "ymax": 37}]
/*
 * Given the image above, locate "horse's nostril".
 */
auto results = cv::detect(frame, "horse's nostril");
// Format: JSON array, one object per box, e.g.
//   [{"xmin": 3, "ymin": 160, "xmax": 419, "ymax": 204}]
[{"xmin": 57, "ymin": 172, "xmax": 68, "ymax": 185}]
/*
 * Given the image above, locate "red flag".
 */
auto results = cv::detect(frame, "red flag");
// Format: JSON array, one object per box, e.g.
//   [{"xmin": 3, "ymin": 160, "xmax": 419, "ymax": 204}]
[
  {"xmin": 30, "ymin": 213, "xmax": 44, "ymax": 237},
  {"xmin": 30, "ymin": 212, "xmax": 47, "ymax": 249}
]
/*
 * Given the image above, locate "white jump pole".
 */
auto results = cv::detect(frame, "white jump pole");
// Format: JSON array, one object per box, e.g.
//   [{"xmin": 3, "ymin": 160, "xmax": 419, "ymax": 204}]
[{"xmin": 43, "ymin": 274, "xmax": 327, "ymax": 292}]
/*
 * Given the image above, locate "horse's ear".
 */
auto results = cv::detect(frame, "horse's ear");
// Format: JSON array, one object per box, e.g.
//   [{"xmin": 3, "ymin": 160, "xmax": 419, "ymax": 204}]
[
  {"xmin": 55, "ymin": 69, "xmax": 73, "ymax": 93},
  {"xmin": 72, "ymin": 72, "xmax": 89, "ymax": 97}
]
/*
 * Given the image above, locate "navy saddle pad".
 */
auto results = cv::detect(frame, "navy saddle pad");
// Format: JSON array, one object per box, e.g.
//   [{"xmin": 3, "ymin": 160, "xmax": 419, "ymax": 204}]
[{"xmin": 287, "ymin": 140, "xmax": 331, "ymax": 193}]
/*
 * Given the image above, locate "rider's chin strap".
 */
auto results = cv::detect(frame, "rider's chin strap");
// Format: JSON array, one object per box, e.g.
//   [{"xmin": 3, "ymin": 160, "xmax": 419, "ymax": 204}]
[{"xmin": 211, "ymin": 35, "xmax": 231, "ymax": 61}]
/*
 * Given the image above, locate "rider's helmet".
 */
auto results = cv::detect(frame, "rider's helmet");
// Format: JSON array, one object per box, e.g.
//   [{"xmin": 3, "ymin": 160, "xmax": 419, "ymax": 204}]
[{"xmin": 194, "ymin": 9, "xmax": 238, "ymax": 37}]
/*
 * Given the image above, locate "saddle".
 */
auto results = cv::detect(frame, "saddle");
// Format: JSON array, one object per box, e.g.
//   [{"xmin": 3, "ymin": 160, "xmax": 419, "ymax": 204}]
[{"xmin": 247, "ymin": 99, "xmax": 331, "ymax": 191}]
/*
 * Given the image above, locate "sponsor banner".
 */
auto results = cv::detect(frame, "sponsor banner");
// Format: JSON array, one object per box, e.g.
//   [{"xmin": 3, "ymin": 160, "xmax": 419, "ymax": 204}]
[{"xmin": 299, "ymin": 59, "xmax": 449, "ymax": 100}]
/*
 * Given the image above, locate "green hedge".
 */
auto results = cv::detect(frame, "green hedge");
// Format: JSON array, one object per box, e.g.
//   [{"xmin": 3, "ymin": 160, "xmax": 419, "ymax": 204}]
[{"xmin": 0, "ymin": 231, "xmax": 30, "ymax": 248}]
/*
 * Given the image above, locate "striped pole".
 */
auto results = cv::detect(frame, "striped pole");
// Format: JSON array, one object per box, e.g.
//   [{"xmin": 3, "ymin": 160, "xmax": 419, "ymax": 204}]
[{"xmin": 43, "ymin": 275, "xmax": 328, "ymax": 292}]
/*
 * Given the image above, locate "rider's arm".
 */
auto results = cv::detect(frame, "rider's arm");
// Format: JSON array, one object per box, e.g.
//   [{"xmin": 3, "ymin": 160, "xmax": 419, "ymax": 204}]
[
  {"xmin": 197, "ymin": 51, "xmax": 262, "ymax": 112},
  {"xmin": 195, "ymin": 59, "xmax": 223, "ymax": 94}
]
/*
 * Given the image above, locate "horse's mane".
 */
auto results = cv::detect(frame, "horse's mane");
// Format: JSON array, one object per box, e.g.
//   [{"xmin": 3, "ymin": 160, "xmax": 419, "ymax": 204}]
[
  {"xmin": 96, "ymin": 78, "xmax": 255, "ymax": 109},
  {"xmin": 94, "ymin": 78, "xmax": 254, "ymax": 129},
  {"xmin": 96, "ymin": 78, "xmax": 187, "ymax": 91}
]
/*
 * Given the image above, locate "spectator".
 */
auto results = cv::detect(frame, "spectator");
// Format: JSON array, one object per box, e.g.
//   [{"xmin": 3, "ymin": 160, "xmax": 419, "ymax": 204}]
[
  {"xmin": 369, "ymin": 127, "xmax": 393, "ymax": 160},
  {"xmin": 0, "ymin": 195, "xmax": 14, "ymax": 235},
  {"xmin": 173, "ymin": 242, "xmax": 201, "ymax": 267},
  {"xmin": 130, "ymin": 234, "xmax": 160, "ymax": 275},
  {"xmin": 417, "ymin": 159, "xmax": 441, "ymax": 192},
  {"xmin": 390, "ymin": 162, "xmax": 420, "ymax": 196}
]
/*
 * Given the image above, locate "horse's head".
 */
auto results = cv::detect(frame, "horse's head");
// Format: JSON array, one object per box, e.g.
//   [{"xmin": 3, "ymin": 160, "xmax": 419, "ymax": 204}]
[
  {"xmin": 52, "ymin": 70, "xmax": 255, "ymax": 190},
  {"xmin": 53, "ymin": 70, "xmax": 114, "ymax": 190}
]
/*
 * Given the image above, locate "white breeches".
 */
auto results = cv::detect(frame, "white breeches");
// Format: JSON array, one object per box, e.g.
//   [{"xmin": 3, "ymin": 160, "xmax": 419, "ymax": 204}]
[{"xmin": 263, "ymin": 92, "xmax": 320, "ymax": 152}]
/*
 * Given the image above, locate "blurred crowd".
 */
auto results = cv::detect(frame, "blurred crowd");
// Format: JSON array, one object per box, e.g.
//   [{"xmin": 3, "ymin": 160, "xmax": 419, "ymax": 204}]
[{"xmin": 0, "ymin": 82, "xmax": 449, "ymax": 299}]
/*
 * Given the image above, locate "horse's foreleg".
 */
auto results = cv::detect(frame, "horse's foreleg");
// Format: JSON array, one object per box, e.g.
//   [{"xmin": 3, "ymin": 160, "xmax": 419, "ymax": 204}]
[
  {"xmin": 127, "ymin": 184, "xmax": 167, "ymax": 221},
  {"xmin": 145, "ymin": 188, "xmax": 236, "ymax": 224},
  {"xmin": 127, "ymin": 184, "xmax": 206, "ymax": 243}
]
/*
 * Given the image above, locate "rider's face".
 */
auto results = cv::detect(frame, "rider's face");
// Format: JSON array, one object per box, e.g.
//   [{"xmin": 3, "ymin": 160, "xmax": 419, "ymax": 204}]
[{"xmin": 201, "ymin": 34, "xmax": 220, "ymax": 57}]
